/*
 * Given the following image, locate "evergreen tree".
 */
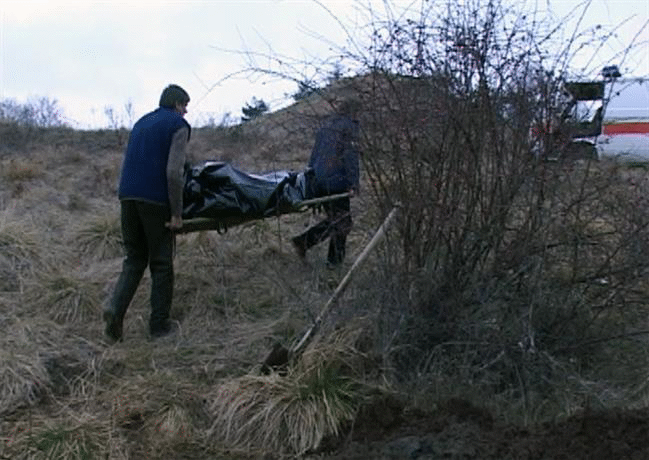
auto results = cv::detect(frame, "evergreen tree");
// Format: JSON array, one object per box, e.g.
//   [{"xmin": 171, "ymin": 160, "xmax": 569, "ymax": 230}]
[{"xmin": 241, "ymin": 97, "xmax": 269, "ymax": 122}]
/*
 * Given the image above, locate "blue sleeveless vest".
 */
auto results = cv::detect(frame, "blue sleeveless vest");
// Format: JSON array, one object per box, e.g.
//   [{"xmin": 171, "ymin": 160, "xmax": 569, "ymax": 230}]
[{"xmin": 118, "ymin": 107, "xmax": 191, "ymax": 205}]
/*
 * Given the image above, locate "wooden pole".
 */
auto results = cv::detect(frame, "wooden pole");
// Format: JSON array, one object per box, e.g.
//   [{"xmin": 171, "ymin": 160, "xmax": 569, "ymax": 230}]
[{"xmin": 290, "ymin": 205, "xmax": 400, "ymax": 357}]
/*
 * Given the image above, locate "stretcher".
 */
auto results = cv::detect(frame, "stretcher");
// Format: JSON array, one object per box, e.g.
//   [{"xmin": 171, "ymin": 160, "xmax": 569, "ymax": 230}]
[{"xmin": 176, "ymin": 161, "xmax": 349, "ymax": 234}]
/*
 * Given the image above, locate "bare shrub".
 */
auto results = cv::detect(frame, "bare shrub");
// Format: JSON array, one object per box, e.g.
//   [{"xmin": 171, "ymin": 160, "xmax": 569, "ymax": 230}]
[
  {"xmin": 202, "ymin": 0, "xmax": 649, "ymax": 421},
  {"xmin": 339, "ymin": 0, "xmax": 649, "ymax": 418},
  {"xmin": 0, "ymin": 97, "xmax": 66, "ymax": 128},
  {"xmin": 0, "ymin": 98, "xmax": 67, "ymax": 151}
]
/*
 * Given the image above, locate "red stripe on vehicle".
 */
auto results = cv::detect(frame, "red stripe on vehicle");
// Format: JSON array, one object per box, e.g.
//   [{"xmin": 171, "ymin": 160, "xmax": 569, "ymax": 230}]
[{"xmin": 602, "ymin": 122, "xmax": 649, "ymax": 135}]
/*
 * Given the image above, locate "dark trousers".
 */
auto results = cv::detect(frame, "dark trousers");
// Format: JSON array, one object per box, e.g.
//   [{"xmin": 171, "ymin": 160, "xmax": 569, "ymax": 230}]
[
  {"xmin": 109, "ymin": 200, "xmax": 174, "ymax": 331},
  {"xmin": 293, "ymin": 197, "xmax": 352, "ymax": 265}
]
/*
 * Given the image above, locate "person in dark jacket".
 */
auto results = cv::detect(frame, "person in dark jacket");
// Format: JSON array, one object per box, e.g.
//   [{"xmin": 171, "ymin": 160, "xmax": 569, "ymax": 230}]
[
  {"xmin": 103, "ymin": 84, "xmax": 191, "ymax": 342},
  {"xmin": 291, "ymin": 97, "xmax": 361, "ymax": 266}
]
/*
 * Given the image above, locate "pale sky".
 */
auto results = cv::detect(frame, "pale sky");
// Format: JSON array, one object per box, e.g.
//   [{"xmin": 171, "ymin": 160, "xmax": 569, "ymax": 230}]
[{"xmin": 1, "ymin": 0, "xmax": 647, "ymax": 129}]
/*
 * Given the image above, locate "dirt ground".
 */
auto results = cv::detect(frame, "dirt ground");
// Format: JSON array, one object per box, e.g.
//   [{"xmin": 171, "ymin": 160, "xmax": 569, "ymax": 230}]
[{"xmin": 315, "ymin": 398, "xmax": 649, "ymax": 460}]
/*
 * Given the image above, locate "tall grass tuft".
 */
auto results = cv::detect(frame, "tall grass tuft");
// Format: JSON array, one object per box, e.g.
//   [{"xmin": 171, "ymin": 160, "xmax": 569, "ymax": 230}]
[
  {"xmin": 144, "ymin": 403, "xmax": 195, "ymax": 455},
  {"xmin": 206, "ymin": 323, "xmax": 369, "ymax": 456},
  {"xmin": 98, "ymin": 370, "xmax": 209, "ymax": 458},
  {"xmin": 25, "ymin": 266, "xmax": 102, "ymax": 324},
  {"xmin": 0, "ymin": 315, "xmax": 59, "ymax": 417},
  {"xmin": 4, "ymin": 415, "xmax": 109, "ymax": 460},
  {"xmin": 0, "ymin": 208, "xmax": 40, "ymax": 291},
  {"xmin": 76, "ymin": 214, "xmax": 122, "ymax": 260}
]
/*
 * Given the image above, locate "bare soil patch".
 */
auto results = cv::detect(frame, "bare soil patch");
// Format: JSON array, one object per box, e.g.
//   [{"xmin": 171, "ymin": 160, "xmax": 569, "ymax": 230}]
[{"xmin": 320, "ymin": 399, "xmax": 649, "ymax": 460}]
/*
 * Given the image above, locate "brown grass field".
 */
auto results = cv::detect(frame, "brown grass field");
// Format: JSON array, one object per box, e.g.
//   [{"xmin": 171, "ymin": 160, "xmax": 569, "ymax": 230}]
[
  {"xmin": 0, "ymin": 95, "xmax": 393, "ymax": 459},
  {"xmin": 3, "ymin": 90, "xmax": 649, "ymax": 459}
]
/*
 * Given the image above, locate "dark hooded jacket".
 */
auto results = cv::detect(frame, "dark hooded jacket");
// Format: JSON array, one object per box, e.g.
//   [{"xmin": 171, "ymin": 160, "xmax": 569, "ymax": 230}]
[{"xmin": 308, "ymin": 114, "xmax": 360, "ymax": 196}]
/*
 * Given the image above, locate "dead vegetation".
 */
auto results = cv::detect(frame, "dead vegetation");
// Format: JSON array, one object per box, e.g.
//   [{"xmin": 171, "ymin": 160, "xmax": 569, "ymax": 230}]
[
  {"xmin": 207, "ymin": 323, "xmax": 368, "ymax": 456},
  {"xmin": 1, "ymin": 1, "xmax": 649, "ymax": 459},
  {"xmin": 0, "ymin": 106, "xmax": 379, "ymax": 458}
]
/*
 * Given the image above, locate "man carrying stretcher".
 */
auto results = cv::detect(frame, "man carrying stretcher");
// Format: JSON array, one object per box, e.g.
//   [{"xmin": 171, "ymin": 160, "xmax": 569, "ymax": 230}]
[{"xmin": 291, "ymin": 97, "xmax": 362, "ymax": 267}]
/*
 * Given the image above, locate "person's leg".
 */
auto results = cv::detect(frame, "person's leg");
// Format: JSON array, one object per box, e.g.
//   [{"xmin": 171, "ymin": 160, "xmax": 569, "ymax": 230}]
[
  {"xmin": 327, "ymin": 198, "xmax": 352, "ymax": 266},
  {"xmin": 293, "ymin": 198, "xmax": 352, "ymax": 263},
  {"xmin": 105, "ymin": 200, "xmax": 148, "ymax": 341},
  {"xmin": 292, "ymin": 182, "xmax": 335, "ymax": 257},
  {"xmin": 327, "ymin": 233, "xmax": 347, "ymax": 265},
  {"xmin": 138, "ymin": 202, "xmax": 174, "ymax": 336},
  {"xmin": 292, "ymin": 217, "xmax": 333, "ymax": 257}
]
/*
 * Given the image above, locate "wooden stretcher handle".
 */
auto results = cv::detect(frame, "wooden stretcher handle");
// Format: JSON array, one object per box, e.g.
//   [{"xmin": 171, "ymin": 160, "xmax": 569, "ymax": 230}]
[{"xmin": 174, "ymin": 192, "xmax": 353, "ymax": 234}]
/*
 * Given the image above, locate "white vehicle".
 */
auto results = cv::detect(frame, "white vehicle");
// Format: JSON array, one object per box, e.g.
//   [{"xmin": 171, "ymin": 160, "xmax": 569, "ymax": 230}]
[{"xmin": 564, "ymin": 68, "xmax": 649, "ymax": 161}]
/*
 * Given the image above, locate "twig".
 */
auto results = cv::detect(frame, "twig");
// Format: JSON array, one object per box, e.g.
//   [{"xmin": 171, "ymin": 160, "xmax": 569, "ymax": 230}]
[{"xmin": 554, "ymin": 329, "xmax": 649, "ymax": 353}]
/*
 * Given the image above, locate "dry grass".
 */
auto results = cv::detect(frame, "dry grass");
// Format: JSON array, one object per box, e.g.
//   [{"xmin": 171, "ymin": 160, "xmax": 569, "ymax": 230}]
[
  {"xmin": 7, "ymin": 414, "xmax": 112, "ymax": 460},
  {"xmin": 0, "ymin": 207, "xmax": 40, "ymax": 263},
  {"xmin": 0, "ymin": 157, "xmax": 44, "ymax": 183},
  {"xmin": 24, "ymin": 265, "xmax": 103, "ymax": 324},
  {"xmin": 207, "ymin": 321, "xmax": 370, "ymax": 456},
  {"xmin": 4, "ymin": 414, "xmax": 109, "ymax": 460},
  {"xmin": 0, "ymin": 315, "xmax": 60, "ymax": 416},
  {"xmin": 3, "ymin": 71, "xmax": 649, "ymax": 459},
  {"xmin": 75, "ymin": 214, "xmax": 122, "ymax": 260},
  {"xmin": 88, "ymin": 369, "xmax": 213, "ymax": 459}
]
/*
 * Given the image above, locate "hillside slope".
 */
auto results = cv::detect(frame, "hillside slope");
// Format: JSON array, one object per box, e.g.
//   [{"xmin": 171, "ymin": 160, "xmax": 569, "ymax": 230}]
[{"xmin": 2, "ymin": 94, "xmax": 649, "ymax": 459}]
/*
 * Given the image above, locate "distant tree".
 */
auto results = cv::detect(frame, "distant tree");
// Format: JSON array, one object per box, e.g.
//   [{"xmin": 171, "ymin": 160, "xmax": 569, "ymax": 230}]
[
  {"xmin": 241, "ymin": 97, "xmax": 269, "ymax": 122},
  {"xmin": 218, "ymin": 112, "xmax": 238, "ymax": 127},
  {"xmin": 104, "ymin": 106, "xmax": 122, "ymax": 130},
  {"xmin": 30, "ymin": 97, "xmax": 65, "ymax": 127},
  {"xmin": 0, "ymin": 96, "xmax": 66, "ymax": 127},
  {"xmin": 292, "ymin": 80, "xmax": 318, "ymax": 101},
  {"xmin": 104, "ymin": 101, "xmax": 133, "ymax": 146},
  {"xmin": 0, "ymin": 99, "xmax": 20, "ymax": 121},
  {"xmin": 326, "ymin": 61, "xmax": 344, "ymax": 84},
  {"xmin": 124, "ymin": 99, "xmax": 135, "ymax": 127}
]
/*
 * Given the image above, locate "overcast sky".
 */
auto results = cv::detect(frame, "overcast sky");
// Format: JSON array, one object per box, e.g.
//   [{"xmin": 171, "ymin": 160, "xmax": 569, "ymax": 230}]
[{"xmin": 1, "ymin": 0, "xmax": 647, "ymax": 129}]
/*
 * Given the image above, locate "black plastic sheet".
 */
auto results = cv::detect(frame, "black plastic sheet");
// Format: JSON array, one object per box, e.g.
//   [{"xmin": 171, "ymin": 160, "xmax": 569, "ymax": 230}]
[{"xmin": 182, "ymin": 161, "xmax": 313, "ymax": 220}]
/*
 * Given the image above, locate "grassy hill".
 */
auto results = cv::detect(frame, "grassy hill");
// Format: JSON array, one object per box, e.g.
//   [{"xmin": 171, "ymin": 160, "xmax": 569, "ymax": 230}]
[
  {"xmin": 3, "ymin": 75, "xmax": 649, "ymax": 459},
  {"xmin": 0, "ymin": 87, "xmax": 389, "ymax": 459}
]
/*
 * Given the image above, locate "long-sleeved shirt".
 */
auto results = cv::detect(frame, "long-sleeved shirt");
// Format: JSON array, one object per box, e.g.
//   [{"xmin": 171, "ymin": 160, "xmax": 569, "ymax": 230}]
[{"xmin": 166, "ymin": 126, "xmax": 189, "ymax": 218}]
